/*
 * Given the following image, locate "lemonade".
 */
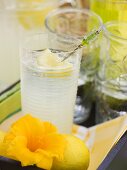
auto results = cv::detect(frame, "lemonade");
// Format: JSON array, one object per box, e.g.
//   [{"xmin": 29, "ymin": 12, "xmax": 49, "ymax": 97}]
[{"xmin": 21, "ymin": 34, "xmax": 81, "ymax": 133}]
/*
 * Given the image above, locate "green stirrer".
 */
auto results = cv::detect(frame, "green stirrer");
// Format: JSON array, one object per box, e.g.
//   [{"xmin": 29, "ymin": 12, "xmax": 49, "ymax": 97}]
[{"xmin": 62, "ymin": 28, "xmax": 102, "ymax": 62}]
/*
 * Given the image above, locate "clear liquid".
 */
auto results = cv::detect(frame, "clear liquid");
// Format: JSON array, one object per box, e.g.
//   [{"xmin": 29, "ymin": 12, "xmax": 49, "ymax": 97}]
[{"xmin": 21, "ymin": 61, "xmax": 79, "ymax": 133}]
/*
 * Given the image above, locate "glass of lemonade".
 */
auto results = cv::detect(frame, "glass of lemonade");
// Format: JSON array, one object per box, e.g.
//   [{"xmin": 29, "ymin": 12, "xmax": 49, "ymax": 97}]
[
  {"xmin": 96, "ymin": 21, "xmax": 127, "ymax": 123},
  {"xmin": 21, "ymin": 33, "xmax": 81, "ymax": 133}
]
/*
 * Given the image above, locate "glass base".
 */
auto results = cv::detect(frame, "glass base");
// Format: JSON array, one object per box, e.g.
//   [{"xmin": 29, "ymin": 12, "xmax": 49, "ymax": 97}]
[
  {"xmin": 74, "ymin": 96, "xmax": 90, "ymax": 124},
  {"xmin": 74, "ymin": 82, "xmax": 94, "ymax": 124}
]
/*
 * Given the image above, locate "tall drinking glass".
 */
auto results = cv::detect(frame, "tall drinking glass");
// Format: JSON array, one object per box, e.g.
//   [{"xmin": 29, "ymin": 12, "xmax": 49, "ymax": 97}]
[
  {"xmin": 90, "ymin": 0, "xmax": 127, "ymax": 22},
  {"xmin": 0, "ymin": 1, "xmax": 57, "ymax": 89},
  {"xmin": 45, "ymin": 8, "xmax": 103, "ymax": 124},
  {"xmin": 96, "ymin": 21, "xmax": 127, "ymax": 123},
  {"xmin": 21, "ymin": 33, "xmax": 81, "ymax": 133}
]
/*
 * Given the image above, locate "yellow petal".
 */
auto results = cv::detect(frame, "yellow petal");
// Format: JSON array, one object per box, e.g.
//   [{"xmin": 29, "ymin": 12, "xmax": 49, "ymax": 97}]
[
  {"xmin": 0, "ymin": 142, "xmax": 9, "ymax": 158},
  {"xmin": 7, "ymin": 136, "xmax": 53, "ymax": 169},
  {"xmin": 35, "ymin": 149, "xmax": 53, "ymax": 169},
  {"xmin": 0, "ymin": 131, "xmax": 8, "ymax": 158},
  {"xmin": 43, "ymin": 121, "xmax": 58, "ymax": 134},
  {"xmin": 11, "ymin": 114, "xmax": 45, "ymax": 135},
  {"xmin": 5, "ymin": 114, "xmax": 45, "ymax": 142},
  {"xmin": 0, "ymin": 131, "xmax": 5, "ymax": 142},
  {"xmin": 43, "ymin": 134, "xmax": 67, "ymax": 160}
]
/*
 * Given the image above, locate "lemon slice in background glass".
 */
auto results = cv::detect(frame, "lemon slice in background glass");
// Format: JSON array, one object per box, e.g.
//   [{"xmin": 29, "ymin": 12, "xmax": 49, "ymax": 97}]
[{"xmin": 16, "ymin": 0, "xmax": 57, "ymax": 30}]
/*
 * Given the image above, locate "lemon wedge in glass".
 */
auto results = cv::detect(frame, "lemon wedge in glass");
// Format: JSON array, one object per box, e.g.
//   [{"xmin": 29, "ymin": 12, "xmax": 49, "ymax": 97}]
[{"xmin": 37, "ymin": 49, "xmax": 73, "ymax": 78}]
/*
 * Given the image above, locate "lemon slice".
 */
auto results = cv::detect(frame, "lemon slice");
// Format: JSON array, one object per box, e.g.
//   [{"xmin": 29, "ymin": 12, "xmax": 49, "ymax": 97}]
[{"xmin": 37, "ymin": 49, "xmax": 73, "ymax": 78}]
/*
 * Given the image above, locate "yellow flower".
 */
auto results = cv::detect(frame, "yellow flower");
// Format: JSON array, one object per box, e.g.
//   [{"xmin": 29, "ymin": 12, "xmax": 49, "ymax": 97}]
[{"xmin": 0, "ymin": 115, "xmax": 66, "ymax": 170}]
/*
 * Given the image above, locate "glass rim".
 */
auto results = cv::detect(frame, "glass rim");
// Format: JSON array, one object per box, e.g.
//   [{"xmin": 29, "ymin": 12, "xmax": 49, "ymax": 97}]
[
  {"xmin": 21, "ymin": 32, "xmax": 81, "ymax": 73},
  {"xmin": 0, "ymin": 1, "xmax": 57, "ymax": 12},
  {"xmin": 22, "ymin": 32, "xmax": 81, "ymax": 52},
  {"xmin": 104, "ymin": 21, "xmax": 127, "ymax": 41},
  {"xmin": 45, "ymin": 8, "xmax": 103, "ymax": 37}
]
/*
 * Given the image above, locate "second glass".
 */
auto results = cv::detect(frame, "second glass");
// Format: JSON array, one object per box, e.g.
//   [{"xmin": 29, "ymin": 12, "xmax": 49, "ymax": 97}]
[
  {"xmin": 21, "ymin": 33, "xmax": 81, "ymax": 133},
  {"xmin": 96, "ymin": 21, "xmax": 127, "ymax": 123},
  {"xmin": 45, "ymin": 8, "xmax": 103, "ymax": 124}
]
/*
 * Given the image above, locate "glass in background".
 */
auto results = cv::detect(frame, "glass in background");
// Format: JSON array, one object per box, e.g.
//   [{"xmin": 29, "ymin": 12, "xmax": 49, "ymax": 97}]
[
  {"xmin": 21, "ymin": 33, "xmax": 81, "ymax": 133},
  {"xmin": 90, "ymin": 0, "xmax": 127, "ymax": 22},
  {"xmin": 45, "ymin": 8, "xmax": 103, "ymax": 124},
  {"xmin": 96, "ymin": 21, "xmax": 127, "ymax": 123},
  {"xmin": 0, "ymin": 0, "xmax": 58, "ymax": 88}
]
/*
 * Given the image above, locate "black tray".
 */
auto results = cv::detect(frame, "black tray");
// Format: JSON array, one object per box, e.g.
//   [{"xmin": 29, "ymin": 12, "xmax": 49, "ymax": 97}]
[{"xmin": 0, "ymin": 156, "xmax": 43, "ymax": 170}]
